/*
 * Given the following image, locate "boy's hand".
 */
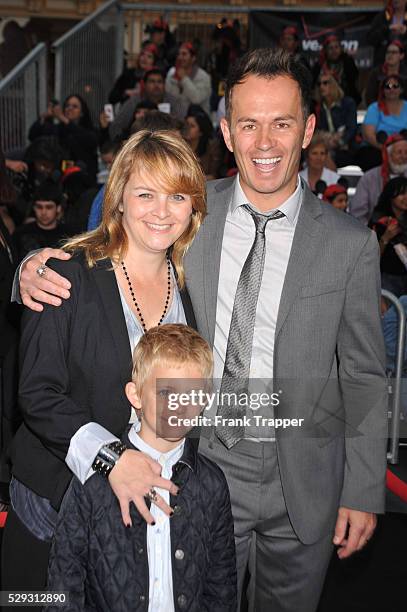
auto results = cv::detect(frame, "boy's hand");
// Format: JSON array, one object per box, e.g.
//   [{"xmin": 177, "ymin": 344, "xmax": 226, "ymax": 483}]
[
  {"xmin": 20, "ymin": 248, "xmax": 72, "ymax": 311},
  {"xmin": 108, "ymin": 449, "xmax": 179, "ymax": 526}
]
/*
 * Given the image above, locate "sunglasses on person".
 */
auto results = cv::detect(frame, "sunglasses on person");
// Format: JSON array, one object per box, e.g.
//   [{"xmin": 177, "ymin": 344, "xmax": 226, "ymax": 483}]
[{"xmin": 384, "ymin": 82, "xmax": 401, "ymax": 90}]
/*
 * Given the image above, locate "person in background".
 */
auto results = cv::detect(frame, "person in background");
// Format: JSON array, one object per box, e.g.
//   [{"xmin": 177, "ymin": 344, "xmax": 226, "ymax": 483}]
[
  {"xmin": 28, "ymin": 95, "xmax": 98, "ymax": 183},
  {"xmin": 13, "ymin": 181, "xmax": 68, "ymax": 262},
  {"xmin": 207, "ymin": 19, "xmax": 242, "ymax": 112},
  {"xmin": 185, "ymin": 104, "xmax": 222, "ymax": 180},
  {"xmin": 108, "ymin": 43, "xmax": 158, "ymax": 106},
  {"xmin": 381, "ymin": 295, "xmax": 407, "ymax": 417},
  {"xmin": 6, "ymin": 137, "xmax": 62, "ymax": 225},
  {"xmin": 97, "ymin": 140, "xmax": 122, "ymax": 185},
  {"xmin": 314, "ymin": 71, "xmax": 357, "ymax": 167},
  {"xmin": 365, "ymin": 40, "xmax": 407, "ymax": 106},
  {"xmin": 100, "ymin": 100, "xmax": 159, "ymax": 147},
  {"xmin": 359, "ymin": 74, "xmax": 407, "ymax": 171},
  {"xmin": 0, "ymin": 142, "xmax": 20, "ymax": 515},
  {"xmin": 299, "ymin": 132, "xmax": 340, "ymax": 193},
  {"xmin": 278, "ymin": 25, "xmax": 310, "ymax": 70},
  {"xmin": 144, "ymin": 17, "xmax": 177, "ymax": 73},
  {"xmin": 166, "ymin": 42, "xmax": 212, "ymax": 115},
  {"xmin": 45, "ymin": 324, "xmax": 237, "ymax": 612},
  {"xmin": 369, "ymin": 175, "xmax": 407, "ymax": 295},
  {"xmin": 350, "ymin": 133, "xmax": 407, "ymax": 223},
  {"xmin": 133, "ymin": 99, "xmax": 159, "ymax": 121},
  {"xmin": 60, "ymin": 167, "xmax": 98, "ymax": 234},
  {"xmin": 109, "ymin": 69, "xmax": 187, "ymax": 141},
  {"xmin": 323, "ymin": 183, "xmax": 349, "ymax": 211},
  {"xmin": 312, "ymin": 34, "xmax": 361, "ymax": 106},
  {"xmin": 367, "ymin": 0, "xmax": 407, "ymax": 65}
]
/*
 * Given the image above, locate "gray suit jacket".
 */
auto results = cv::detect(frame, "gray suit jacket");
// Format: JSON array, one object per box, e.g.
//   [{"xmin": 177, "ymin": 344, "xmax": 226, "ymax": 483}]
[{"xmin": 184, "ymin": 177, "xmax": 388, "ymax": 544}]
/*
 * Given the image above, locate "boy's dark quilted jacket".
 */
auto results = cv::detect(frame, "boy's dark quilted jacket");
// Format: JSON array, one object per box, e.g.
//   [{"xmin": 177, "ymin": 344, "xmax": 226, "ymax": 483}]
[{"xmin": 46, "ymin": 436, "xmax": 237, "ymax": 611}]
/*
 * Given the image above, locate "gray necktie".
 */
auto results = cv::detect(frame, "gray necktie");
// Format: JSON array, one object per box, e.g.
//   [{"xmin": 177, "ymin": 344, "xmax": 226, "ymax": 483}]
[{"xmin": 215, "ymin": 205, "xmax": 285, "ymax": 449}]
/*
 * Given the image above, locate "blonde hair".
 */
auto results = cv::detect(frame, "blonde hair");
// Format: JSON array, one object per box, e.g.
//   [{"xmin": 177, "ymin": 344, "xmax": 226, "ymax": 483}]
[
  {"xmin": 316, "ymin": 72, "xmax": 344, "ymax": 105},
  {"xmin": 131, "ymin": 324, "xmax": 213, "ymax": 393},
  {"xmin": 64, "ymin": 130, "xmax": 206, "ymax": 287}
]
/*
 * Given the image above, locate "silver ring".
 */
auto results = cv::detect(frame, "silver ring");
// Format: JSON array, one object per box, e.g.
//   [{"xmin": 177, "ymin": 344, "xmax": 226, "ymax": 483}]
[
  {"xmin": 36, "ymin": 265, "xmax": 47, "ymax": 278},
  {"xmin": 146, "ymin": 488, "xmax": 158, "ymax": 503}
]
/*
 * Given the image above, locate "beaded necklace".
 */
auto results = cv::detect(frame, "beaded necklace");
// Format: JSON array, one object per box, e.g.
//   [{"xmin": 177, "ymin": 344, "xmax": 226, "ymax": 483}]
[{"xmin": 121, "ymin": 257, "xmax": 171, "ymax": 333}]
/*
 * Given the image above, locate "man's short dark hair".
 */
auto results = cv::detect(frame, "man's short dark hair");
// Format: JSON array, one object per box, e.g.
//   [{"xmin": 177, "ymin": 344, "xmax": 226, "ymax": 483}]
[
  {"xmin": 225, "ymin": 48, "xmax": 313, "ymax": 122},
  {"xmin": 100, "ymin": 139, "xmax": 122, "ymax": 157},
  {"xmin": 33, "ymin": 180, "xmax": 63, "ymax": 205},
  {"xmin": 130, "ymin": 110, "xmax": 184, "ymax": 135},
  {"xmin": 144, "ymin": 68, "xmax": 165, "ymax": 82}
]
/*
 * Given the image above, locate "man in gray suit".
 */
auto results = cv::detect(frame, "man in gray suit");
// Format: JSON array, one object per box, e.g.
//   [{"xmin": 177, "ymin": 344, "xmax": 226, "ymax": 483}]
[
  {"xmin": 18, "ymin": 49, "xmax": 387, "ymax": 612},
  {"xmin": 183, "ymin": 48, "xmax": 387, "ymax": 611}
]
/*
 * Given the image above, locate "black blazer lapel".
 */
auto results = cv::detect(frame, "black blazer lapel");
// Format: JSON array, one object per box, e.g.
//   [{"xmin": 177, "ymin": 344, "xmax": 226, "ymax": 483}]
[
  {"xmin": 179, "ymin": 286, "xmax": 197, "ymax": 330},
  {"xmin": 93, "ymin": 259, "xmax": 133, "ymax": 392}
]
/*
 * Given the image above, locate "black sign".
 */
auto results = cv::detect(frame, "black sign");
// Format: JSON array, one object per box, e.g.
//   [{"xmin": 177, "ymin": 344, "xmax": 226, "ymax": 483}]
[{"xmin": 249, "ymin": 10, "xmax": 380, "ymax": 70}]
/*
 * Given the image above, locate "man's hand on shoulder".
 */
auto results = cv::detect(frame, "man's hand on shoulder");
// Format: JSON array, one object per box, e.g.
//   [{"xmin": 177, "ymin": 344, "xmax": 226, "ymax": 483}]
[
  {"xmin": 333, "ymin": 506, "xmax": 377, "ymax": 559},
  {"xmin": 20, "ymin": 248, "xmax": 72, "ymax": 312}
]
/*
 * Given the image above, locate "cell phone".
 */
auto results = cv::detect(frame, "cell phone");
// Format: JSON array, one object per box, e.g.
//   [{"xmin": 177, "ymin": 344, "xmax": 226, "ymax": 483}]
[
  {"xmin": 158, "ymin": 102, "xmax": 171, "ymax": 114},
  {"xmin": 51, "ymin": 99, "xmax": 59, "ymax": 107},
  {"xmin": 104, "ymin": 104, "xmax": 114, "ymax": 122}
]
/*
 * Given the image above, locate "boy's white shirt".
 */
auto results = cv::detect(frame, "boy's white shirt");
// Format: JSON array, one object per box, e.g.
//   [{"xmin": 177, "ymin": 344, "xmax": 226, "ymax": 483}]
[{"xmin": 129, "ymin": 425, "xmax": 185, "ymax": 612}]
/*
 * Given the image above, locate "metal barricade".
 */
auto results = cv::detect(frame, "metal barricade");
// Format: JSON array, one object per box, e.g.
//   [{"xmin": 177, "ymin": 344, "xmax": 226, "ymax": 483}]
[
  {"xmin": 0, "ymin": 43, "xmax": 47, "ymax": 156},
  {"xmin": 53, "ymin": 0, "xmax": 124, "ymax": 125},
  {"xmin": 382, "ymin": 290, "xmax": 406, "ymax": 465}
]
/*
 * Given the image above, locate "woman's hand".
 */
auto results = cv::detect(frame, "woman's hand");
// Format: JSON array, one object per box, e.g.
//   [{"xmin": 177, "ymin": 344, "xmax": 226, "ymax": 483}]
[
  {"xmin": 5, "ymin": 159, "xmax": 28, "ymax": 173},
  {"xmin": 390, "ymin": 23, "xmax": 407, "ymax": 35},
  {"xmin": 382, "ymin": 220, "xmax": 401, "ymax": 243},
  {"xmin": 40, "ymin": 102, "xmax": 55, "ymax": 122},
  {"xmin": 53, "ymin": 104, "xmax": 69, "ymax": 125},
  {"xmin": 20, "ymin": 248, "xmax": 72, "ymax": 311},
  {"xmin": 362, "ymin": 124, "xmax": 381, "ymax": 149},
  {"xmin": 99, "ymin": 111, "xmax": 110, "ymax": 129},
  {"xmin": 108, "ymin": 449, "xmax": 179, "ymax": 526}
]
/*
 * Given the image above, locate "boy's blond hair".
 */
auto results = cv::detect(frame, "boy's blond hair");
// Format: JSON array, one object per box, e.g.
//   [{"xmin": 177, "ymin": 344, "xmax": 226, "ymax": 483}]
[{"xmin": 132, "ymin": 324, "xmax": 213, "ymax": 392}]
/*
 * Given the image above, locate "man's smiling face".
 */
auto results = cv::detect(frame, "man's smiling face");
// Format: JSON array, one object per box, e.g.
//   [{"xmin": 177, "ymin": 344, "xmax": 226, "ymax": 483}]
[{"xmin": 221, "ymin": 74, "xmax": 315, "ymax": 211}]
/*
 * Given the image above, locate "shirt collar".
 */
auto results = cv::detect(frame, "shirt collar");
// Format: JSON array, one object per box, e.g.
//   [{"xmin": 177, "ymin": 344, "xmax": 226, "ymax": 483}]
[
  {"xmin": 128, "ymin": 426, "xmax": 185, "ymax": 468},
  {"xmin": 230, "ymin": 174, "xmax": 303, "ymax": 226}
]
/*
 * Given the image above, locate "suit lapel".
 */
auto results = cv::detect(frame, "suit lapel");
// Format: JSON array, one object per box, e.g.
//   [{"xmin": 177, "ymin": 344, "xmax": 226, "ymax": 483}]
[
  {"xmin": 203, "ymin": 179, "xmax": 235, "ymax": 345},
  {"xmin": 93, "ymin": 259, "xmax": 132, "ymax": 391},
  {"xmin": 275, "ymin": 187, "xmax": 324, "ymax": 340}
]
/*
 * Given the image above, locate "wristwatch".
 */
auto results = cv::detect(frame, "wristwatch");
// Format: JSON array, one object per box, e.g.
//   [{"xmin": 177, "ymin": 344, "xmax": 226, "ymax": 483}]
[{"xmin": 92, "ymin": 440, "xmax": 127, "ymax": 477}]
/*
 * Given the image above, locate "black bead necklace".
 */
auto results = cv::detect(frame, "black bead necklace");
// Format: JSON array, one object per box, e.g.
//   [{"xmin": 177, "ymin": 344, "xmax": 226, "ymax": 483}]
[{"xmin": 121, "ymin": 257, "xmax": 171, "ymax": 333}]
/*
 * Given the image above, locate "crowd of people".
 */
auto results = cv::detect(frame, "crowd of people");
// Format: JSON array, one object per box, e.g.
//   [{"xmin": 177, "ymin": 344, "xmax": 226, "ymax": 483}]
[{"xmin": 0, "ymin": 4, "xmax": 406, "ymax": 611}]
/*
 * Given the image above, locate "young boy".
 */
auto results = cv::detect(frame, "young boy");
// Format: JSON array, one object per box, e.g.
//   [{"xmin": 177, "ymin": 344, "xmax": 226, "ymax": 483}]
[
  {"xmin": 322, "ymin": 183, "xmax": 349, "ymax": 212},
  {"xmin": 46, "ymin": 324, "xmax": 237, "ymax": 612},
  {"xmin": 13, "ymin": 180, "xmax": 67, "ymax": 262}
]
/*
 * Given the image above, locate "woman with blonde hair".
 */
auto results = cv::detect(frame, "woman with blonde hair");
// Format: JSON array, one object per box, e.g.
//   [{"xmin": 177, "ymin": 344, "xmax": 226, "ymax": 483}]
[
  {"xmin": 314, "ymin": 71, "xmax": 357, "ymax": 167},
  {"xmin": 1, "ymin": 129, "xmax": 207, "ymax": 594}
]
